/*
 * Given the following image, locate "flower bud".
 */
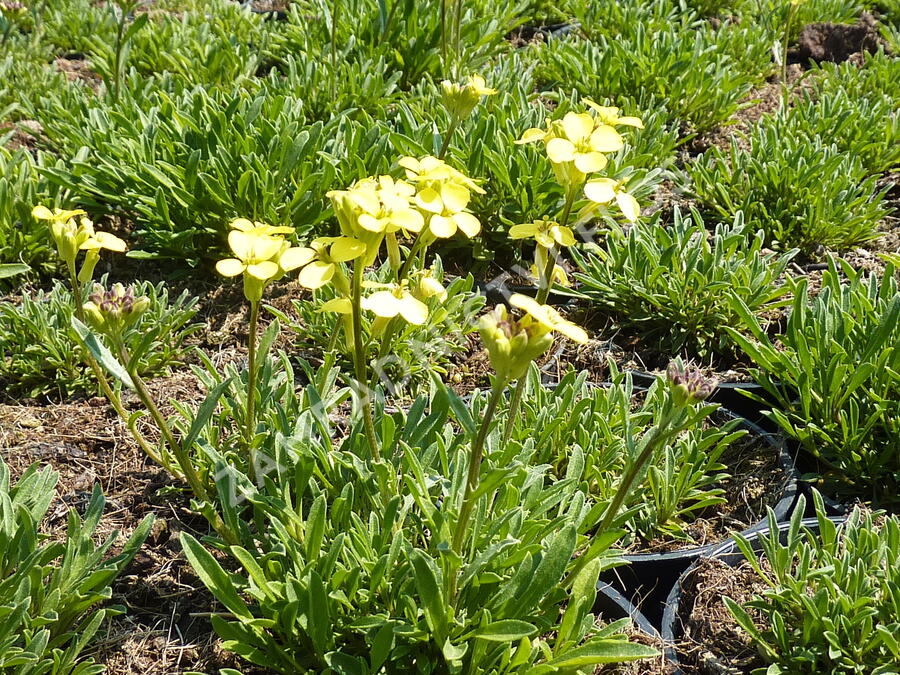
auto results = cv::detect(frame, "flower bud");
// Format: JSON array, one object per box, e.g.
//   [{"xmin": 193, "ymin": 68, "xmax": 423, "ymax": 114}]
[
  {"xmin": 83, "ymin": 283, "xmax": 150, "ymax": 337},
  {"xmin": 666, "ymin": 360, "xmax": 717, "ymax": 406},
  {"xmin": 477, "ymin": 304, "xmax": 554, "ymax": 383},
  {"xmin": 440, "ymin": 75, "xmax": 496, "ymax": 121}
]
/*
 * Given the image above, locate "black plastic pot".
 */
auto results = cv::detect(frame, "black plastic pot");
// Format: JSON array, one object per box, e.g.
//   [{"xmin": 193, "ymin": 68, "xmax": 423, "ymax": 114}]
[
  {"xmin": 595, "ymin": 581, "xmax": 659, "ymax": 639},
  {"xmin": 598, "ymin": 411, "xmax": 800, "ymax": 629},
  {"xmin": 660, "ymin": 516, "xmax": 845, "ymax": 674},
  {"xmin": 508, "ymin": 21, "xmax": 581, "ymax": 44}
]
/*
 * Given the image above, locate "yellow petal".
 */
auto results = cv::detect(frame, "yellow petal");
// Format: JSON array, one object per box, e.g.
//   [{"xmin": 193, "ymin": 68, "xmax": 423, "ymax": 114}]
[
  {"xmin": 397, "ymin": 294, "xmax": 429, "ymax": 325},
  {"xmin": 589, "ymin": 125, "xmax": 624, "ymax": 153},
  {"xmin": 230, "ymin": 218, "xmax": 254, "ymax": 231},
  {"xmin": 616, "ymin": 191, "xmax": 641, "ymax": 222},
  {"xmin": 553, "ymin": 226, "xmax": 576, "ymax": 247},
  {"xmin": 584, "ymin": 178, "xmax": 617, "ymax": 204},
  {"xmin": 278, "ymin": 246, "xmax": 316, "ymax": 271},
  {"xmin": 516, "ymin": 127, "xmax": 546, "ymax": 144},
  {"xmin": 246, "ymin": 261, "xmax": 280, "ymax": 281},
  {"xmin": 509, "ymin": 222, "xmax": 539, "ymax": 239},
  {"xmin": 358, "ymin": 213, "xmax": 388, "ymax": 233},
  {"xmin": 330, "ymin": 237, "xmax": 366, "ymax": 262},
  {"xmin": 299, "ymin": 261, "xmax": 335, "ymax": 289},
  {"xmin": 319, "ymin": 298, "xmax": 352, "ymax": 314},
  {"xmin": 555, "ymin": 319, "xmax": 588, "ymax": 344},
  {"xmin": 392, "ymin": 208, "xmax": 424, "ymax": 233},
  {"xmin": 362, "ymin": 290, "xmax": 402, "ymax": 318},
  {"xmin": 440, "ymin": 182, "xmax": 470, "ymax": 213},
  {"xmin": 453, "ymin": 212, "xmax": 481, "ymax": 238},
  {"xmin": 216, "ymin": 258, "xmax": 246, "ymax": 277},
  {"xmin": 428, "ymin": 214, "xmax": 456, "ymax": 238},
  {"xmin": 534, "ymin": 230, "xmax": 555, "ymax": 248},
  {"xmin": 91, "ymin": 231, "xmax": 127, "ymax": 252},
  {"xmin": 510, "ymin": 293, "xmax": 544, "ymax": 320},
  {"xmin": 31, "ymin": 205, "xmax": 55, "ymax": 220},
  {"xmin": 546, "ymin": 137, "xmax": 576, "ymax": 164},
  {"xmin": 416, "ymin": 187, "xmax": 444, "ymax": 214},
  {"xmin": 228, "ymin": 230, "xmax": 254, "ymax": 261},
  {"xmin": 617, "ymin": 116, "xmax": 644, "ymax": 129},
  {"xmin": 574, "ymin": 151, "xmax": 608, "ymax": 174},
  {"xmin": 561, "ymin": 112, "xmax": 594, "ymax": 143}
]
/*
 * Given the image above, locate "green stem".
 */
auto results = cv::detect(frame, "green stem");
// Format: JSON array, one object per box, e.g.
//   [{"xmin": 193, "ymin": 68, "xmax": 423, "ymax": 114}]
[
  {"xmin": 330, "ymin": 0, "xmax": 340, "ymax": 101},
  {"xmin": 440, "ymin": 0, "xmax": 448, "ymax": 76},
  {"xmin": 397, "ymin": 232, "xmax": 426, "ymax": 282},
  {"xmin": 351, "ymin": 259, "xmax": 381, "ymax": 461},
  {"xmin": 451, "ymin": 379, "xmax": 507, "ymax": 555},
  {"xmin": 245, "ymin": 300, "xmax": 260, "ymax": 482},
  {"xmin": 565, "ymin": 404, "xmax": 685, "ymax": 584},
  {"xmin": 438, "ymin": 117, "xmax": 460, "ymax": 160},
  {"xmin": 781, "ymin": 2, "xmax": 796, "ymax": 105},
  {"xmin": 453, "ymin": 0, "xmax": 462, "ymax": 80},
  {"xmin": 112, "ymin": 6, "xmax": 126, "ymax": 103}
]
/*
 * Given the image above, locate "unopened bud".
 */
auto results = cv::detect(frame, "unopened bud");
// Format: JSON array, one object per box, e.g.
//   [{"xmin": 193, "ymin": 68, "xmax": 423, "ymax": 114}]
[{"xmin": 666, "ymin": 360, "xmax": 717, "ymax": 406}]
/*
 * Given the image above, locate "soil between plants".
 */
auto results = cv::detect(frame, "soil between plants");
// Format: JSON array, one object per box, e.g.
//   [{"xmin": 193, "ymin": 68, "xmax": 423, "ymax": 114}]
[{"xmin": 674, "ymin": 557, "xmax": 770, "ymax": 674}]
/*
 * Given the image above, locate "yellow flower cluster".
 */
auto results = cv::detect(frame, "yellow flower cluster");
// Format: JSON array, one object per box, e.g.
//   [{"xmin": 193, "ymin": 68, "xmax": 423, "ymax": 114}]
[
  {"xmin": 33, "ymin": 205, "xmax": 127, "ymax": 282},
  {"xmin": 516, "ymin": 98, "xmax": 644, "ymax": 222}
]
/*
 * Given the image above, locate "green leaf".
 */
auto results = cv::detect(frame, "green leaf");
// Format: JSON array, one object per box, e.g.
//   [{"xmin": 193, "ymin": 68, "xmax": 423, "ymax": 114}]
[
  {"xmin": 0, "ymin": 263, "xmax": 29, "ymax": 279},
  {"xmin": 71, "ymin": 317, "xmax": 135, "ymax": 389},
  {"xmin": 475, "ymin": 619, "xmax": 537, "ymax": 642},
  {"xmin": 179, "ymin": 533, "xmax": 253, "ymax": 620}
]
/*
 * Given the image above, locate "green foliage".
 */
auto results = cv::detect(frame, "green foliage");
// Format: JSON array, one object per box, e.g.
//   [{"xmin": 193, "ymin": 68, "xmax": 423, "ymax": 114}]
[
  {"xmin": 178, "ymin": 373, "xmax": 657, "ymax": 673},
  {"xmin": 725, "ymin": 493, "xmax": 900, "ymax": 674},
  {"xmin": 535, "ymin": 19, "xmax": 769, "ymax": 134},
  {"xmin": 0, "ymin": 278, "xmax": 201, "ymax": 399},
  {"xmin": 32, "ymin": 85, "xmax": 407, "ymax": 262},
  {"xmin": 0, "ymin": 457, "xmax": 153, "ymax": 674},
  {"xmin": 725, "ymin": 259, "xmax": 900, "ymax": 505},
  {"xmin": 503, "ymin": 367, "xmax": 749, "ymax": 546},
  {"xmin": 687, "ymin": 126, "xmax": 891, "ymax": 253},
  {"xmin": 573, "ymin": 210, "xmax": 797, "ymax": 357},
  {"xmin": 0, "ymin": 40, "xmax": 66, "ymax": 123}
]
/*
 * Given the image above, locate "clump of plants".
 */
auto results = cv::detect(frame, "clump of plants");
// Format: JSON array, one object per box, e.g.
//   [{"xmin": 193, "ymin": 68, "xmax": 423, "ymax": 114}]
[
  {"xmin": 724, "ymin": 493, "xmax": 900, "ymax": 674},
  {"xmin": 504, "ymin": 365, "xmax": 767, "ymax": 548},
  {"xmin": 22, "ymin": 82, "xmax": 730, "ymax": 671},
  {"xmin": 573, "ymin": 208, "xmax": 797, "ymax": 358},
  {"xmin": 0, "ymin": 276, "xmax": 200, "ymax": 399},
  {"xmin": 726, "ymin": 258, "xmax": 900, "ymax": 505},
  {"xmin": 688, "ymin": 125, "xmax": 892, "ymax": 254},
  {"xmin": 0, "ymin": 457, "xmax": 153, "ymax": 674}
]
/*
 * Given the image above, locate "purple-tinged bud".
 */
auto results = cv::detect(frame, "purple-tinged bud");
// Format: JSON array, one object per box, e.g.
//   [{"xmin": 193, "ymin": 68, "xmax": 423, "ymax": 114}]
[{"xmin": 667, "ymin": 360, "xmax": 717, "ymax": 406}]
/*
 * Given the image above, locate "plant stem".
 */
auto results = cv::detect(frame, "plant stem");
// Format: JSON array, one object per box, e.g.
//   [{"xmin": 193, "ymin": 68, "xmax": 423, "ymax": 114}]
[
  {"xmin": 112, "ymin": 5, "xmax": 126, "ymax": 103},
  {"xmin": 781, "ymin": 2, "xmax": 796, "ymax": 106},
  {"xmin": 245, "ymin": 300, "xmax": 260, "ymax": 482},
  {"xmin": 330, "ymin": 0, "xmax": 340, "ymax": 101},
  {"xmin": 440, "ymin": 0, "xmax": 448, "ymax": 76},
  {"xmin": 438, "ymin": 117, "xmax": 460, "ymax": 160},
  {"xmin": 565, "ymin": 404, "xmax": 686, "ymax": 584},
  {"xmin": 68, "ymin": 271, "xmax": 160, "ymax": 464},
  {"xmin": 451, "ymin": 379, "xmax": 506, "ymax": 554},
  {"xmin": 351, "ymin": 259, "xmax": 381, "ymax": 461}
]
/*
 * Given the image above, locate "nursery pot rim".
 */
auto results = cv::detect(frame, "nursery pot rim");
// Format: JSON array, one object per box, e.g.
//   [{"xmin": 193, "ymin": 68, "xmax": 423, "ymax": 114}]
[{"xmin": 660, "ymin": 515, "xmax": 848, "ymax": 673}]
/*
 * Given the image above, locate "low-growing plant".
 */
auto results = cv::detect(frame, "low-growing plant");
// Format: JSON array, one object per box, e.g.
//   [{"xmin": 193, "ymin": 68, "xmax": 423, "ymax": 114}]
[
  {"xmin": 504, "ymin": 366, "xmax": 749, "ymax": 546},
  {"xmin": 725, "ymin": 492, "xmax": 900, "ymax": 674},
  {"xmin": 0, "ymin": 277, "xmax": 201, "ymax": 399},
  {"xmin": 0, "ymin": 457, "xmax": 153, "ymax": 674},
  {"xmin": 726, "ymin": 258, "xmax": 900, "ymax": 505},
  {"xmin": 535, "ymin": 21, "xmax": 768, "ymax": 135},
  {"xmin": 573, "ymin": 209, "xmax": 798, "ymax": 357},
  {"xmin": 688, "ymin": 126, "xmax": 891, "ymax": 253}
]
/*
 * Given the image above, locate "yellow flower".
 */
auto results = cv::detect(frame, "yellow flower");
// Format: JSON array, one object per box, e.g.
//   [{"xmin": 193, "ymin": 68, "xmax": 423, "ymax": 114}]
[
  {"xmin": 441, "ymin": 74, "xmax": 497, "ymax": 120},
  {"xmin": 583, "ymin": 177, "xmax": 641, "ymax": 222},
  {"xmin": 516, "ymin": 112, "xmax": 623, "ymax": 174},
  {"xmin": 415, "ymin": 270, "xmax": 448, "ymax": 303},
  {"xmin": 509, "ymin": 218, "xmax": 576, "ymax": 248},
  {"xmin": 215, "ymin": 224, "xmax": 315, "ymax": 302},
  {"xmin": 292, "ymin": 236, "xmax": 366, "ymax": 290},
  {"xmin": 229, "ymin": 218, "xmax": 295, "ymax": 237},
  {"xmin": 582, "ymin": 99, "xmax": 644, "ymax": 129},
  {"xmin": 348, "ymin": 176, "xmax": 425, "ymax": 236},
  {"xmin": 398, "ymin": 156, "xmax": 484, "ymax": 239},
  {"xmin": 362, "ymin": 281, "xmax": 429, "ymax": 325},
  {"xmin": 33, "ymin": 205, "xmax": 126, "ymax": 279},
  {"xmin": 511, "ymin": 294, "xmax": 588, "ymax": 343},
  {"xmin": 317, "ymin": 280, "xmax": 430, "ymax": 326}
]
